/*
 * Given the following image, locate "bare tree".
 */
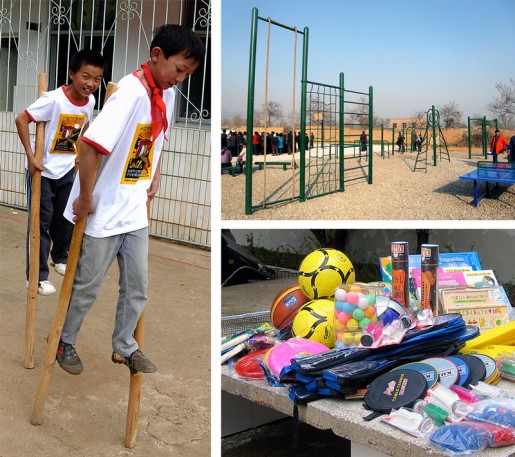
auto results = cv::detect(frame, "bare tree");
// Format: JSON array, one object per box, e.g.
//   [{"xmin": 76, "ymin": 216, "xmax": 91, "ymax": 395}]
[
  {"xmin": 487, "ymin": 79, "xmax": 515, "ymax": 129},
  {"xmin": 261, "ymin": 100, "xmax": 284, "ymax": 127},
  {"xmin": 439, "ymin": 101, "xmax": 463, "ymax": 128},
  {"xmin": 412, "ymin": 110, "xmax": 427, "ymax": 129},
  {"xmin": 231, "ymin": 113, "xmax": 245, "ymax": 126}
]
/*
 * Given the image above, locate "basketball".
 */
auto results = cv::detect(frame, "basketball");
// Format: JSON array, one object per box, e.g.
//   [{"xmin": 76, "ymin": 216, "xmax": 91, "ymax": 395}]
[
  {"xmin": 270, "ymin": 285, "xmax": 310, "ymax": 331},
  {"xmin": 298, "ymin": 248, "xmax": 355, "ymax": 300},
  {"xmin": 291, "ymin": 298, "xmax": 336, "ymax": 348}
]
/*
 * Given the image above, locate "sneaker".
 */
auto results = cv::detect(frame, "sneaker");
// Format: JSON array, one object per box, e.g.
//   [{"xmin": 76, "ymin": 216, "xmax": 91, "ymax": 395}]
[
  {"xmin": 112, "ymin": 349, "xmax": 157, "ymax": 373},
  {"xmin": 26, "ymin": 279, "xmax": 57, "ymax": 296},
  {"xmin": 56, "ymin": 341, "xmax": 83, "ymax": 375},
  {"xmin": 54, "ymin": 263, "xmax": 66, "ymax": 276}
]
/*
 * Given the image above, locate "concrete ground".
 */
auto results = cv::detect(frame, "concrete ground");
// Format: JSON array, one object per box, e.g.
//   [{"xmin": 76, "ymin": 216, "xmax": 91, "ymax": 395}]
[{"xmin": 0, "ymin": 204, "xmax": 210, "ymax": 457}]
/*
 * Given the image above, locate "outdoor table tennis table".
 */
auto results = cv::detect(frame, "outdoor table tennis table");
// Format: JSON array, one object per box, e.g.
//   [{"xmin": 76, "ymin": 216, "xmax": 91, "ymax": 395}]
[{"xmin": 459, "ymin": 161, "xmax": 515, "ymax": 207}]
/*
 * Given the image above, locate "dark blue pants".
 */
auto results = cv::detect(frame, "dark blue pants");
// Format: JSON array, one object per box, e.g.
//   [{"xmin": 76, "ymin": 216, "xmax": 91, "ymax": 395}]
[{"xmin": 26, "ymin": 167, "xmax": 75, "ymax": 281}]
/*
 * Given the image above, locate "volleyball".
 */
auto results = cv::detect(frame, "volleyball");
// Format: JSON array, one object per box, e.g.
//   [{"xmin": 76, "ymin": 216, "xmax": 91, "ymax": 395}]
[
  {"xmin": 291, "ymin": 299, "xmax": 336, "ymax": 348},
  {"xmin": 270, "ymin": 285, "xmax": 310, "ymax": 331},
  {"xmin": 298, "ymin": 248, "xmax": 355, "ymax": 300}
]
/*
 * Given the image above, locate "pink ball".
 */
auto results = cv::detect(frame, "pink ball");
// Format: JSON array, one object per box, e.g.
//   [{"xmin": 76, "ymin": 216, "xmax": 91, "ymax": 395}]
[
  {"xmin": 346, "ymin": 292, "xmax": 359, "ymax": 305},
  {"xmin": 338, "ymin": 312, "xmax": 351, "ymax": 324}
]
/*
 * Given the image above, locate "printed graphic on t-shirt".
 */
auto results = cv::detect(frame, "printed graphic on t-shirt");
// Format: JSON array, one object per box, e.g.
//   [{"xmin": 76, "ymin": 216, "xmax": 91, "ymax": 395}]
[
  {"xmin": 50, "ymin": 113, "xmax": 86, "ymax": 154},
  {"xmin": 120, "ymin": 123, "xmax": 155, "ymax": 184}
]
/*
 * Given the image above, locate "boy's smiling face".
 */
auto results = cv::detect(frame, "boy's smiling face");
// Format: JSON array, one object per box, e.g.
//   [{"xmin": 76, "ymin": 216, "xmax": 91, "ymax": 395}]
[
  {"xmin": 68, "ymin": 64, "xmax": 104, "ymax": 102},
  {"xmin": 149, "ymin": 47, "xmax": 199, "ymax": 90}
]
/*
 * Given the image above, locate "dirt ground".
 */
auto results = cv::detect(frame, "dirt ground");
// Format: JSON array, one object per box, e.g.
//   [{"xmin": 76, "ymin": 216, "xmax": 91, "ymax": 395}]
[{"xmin": 0, "ymin": 204, "xmax": 211, "ymax": 457}]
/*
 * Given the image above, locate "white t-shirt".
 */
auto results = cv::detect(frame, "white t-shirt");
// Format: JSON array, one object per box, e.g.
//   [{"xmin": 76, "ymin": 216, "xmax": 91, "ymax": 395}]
[
  {"xmin": 25, "ymin": 86, "xmax": 95, "ymax": 179},
  {"xmin": 64, "ymin": 71, "xmax": 175, "ymax": 238}
]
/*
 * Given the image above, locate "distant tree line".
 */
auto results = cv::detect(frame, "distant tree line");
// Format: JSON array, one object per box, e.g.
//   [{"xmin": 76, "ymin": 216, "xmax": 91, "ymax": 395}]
[{"xmin": 222, "ymin": 79, "xmax": 515, "ymax": 130}]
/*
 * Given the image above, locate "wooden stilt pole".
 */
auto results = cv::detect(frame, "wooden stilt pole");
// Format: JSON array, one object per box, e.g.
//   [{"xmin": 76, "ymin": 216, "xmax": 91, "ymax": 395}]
[
  {"xmin": 25, "ymin": 73, "xmax": 48, "ymax": 369},
  {"xmin": 124, "ymin": 200, "xmax": 151, "ymax": 448},
  {"xmin": 125, "ymin": 309, "xmax": 146, "ymax": 448},
  {"xmin": 30, "ymin": 82, "xmax": 118, "ymax": 426}
]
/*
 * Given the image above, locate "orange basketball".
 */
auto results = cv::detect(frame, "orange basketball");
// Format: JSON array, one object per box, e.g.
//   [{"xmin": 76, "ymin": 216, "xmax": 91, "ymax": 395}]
[{"xmin": 270, "ymin": 285, "xmax": 310, "ymax": 331}]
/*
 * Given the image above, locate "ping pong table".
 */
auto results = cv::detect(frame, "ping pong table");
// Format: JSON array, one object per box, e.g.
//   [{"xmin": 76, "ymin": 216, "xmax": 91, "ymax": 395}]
[{"xmin": 459, "ymin": 161, "xmax": 515, "ymax": 207}]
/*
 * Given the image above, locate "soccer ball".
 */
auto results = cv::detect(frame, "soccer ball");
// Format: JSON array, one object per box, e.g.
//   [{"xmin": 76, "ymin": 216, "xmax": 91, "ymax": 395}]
[
  {"xmin": 291, "ymin": 298, "xmax": 336, "ymax": 348},
  {"xmin": 298, "ymin": 248, "xmax": 355, "ymax": 299}
]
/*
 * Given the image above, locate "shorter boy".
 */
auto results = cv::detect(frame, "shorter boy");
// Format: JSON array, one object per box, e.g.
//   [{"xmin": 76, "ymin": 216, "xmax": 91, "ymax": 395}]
[{"xmin": 16, "ymin": 49, "xmax": 106, "ymax": 295}]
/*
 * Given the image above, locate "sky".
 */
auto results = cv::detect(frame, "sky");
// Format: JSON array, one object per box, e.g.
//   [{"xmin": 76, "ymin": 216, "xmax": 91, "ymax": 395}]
[{"xmin": 221, "ymin": 0, "xmax": 515, "ymax": 123}]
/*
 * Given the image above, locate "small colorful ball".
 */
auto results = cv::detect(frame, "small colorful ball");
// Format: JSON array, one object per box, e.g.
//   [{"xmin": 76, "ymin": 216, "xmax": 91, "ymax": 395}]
[
  {"xmin": 352, "ymin": 308, "xmax": 365, "ymax": 321},
  {"xmin": 342, "ymin": 333, "xmax": 354, "ymax": 346},
  {"xmin": 369, "ymin": 315, "xmax": 378, "ymax": 324},
  {"xmin": 334, "ymin": 288, "xmax": 347, "ymax": 301},
  {"xmin": 334, "ymin": 320, "xmax": 346, "ymax": 332},
  {"xmin": 346, "ymin": 292, "xmax": 359, "ymax": 305},
  {"xmin": 353, "ymin": 332, "xmax": 363, "ymax": 345},
  {"xmin": 337, "ymin": 312, "xmax": 351, "ymax": 325},
  {"xmin": 366, "ymin": 294, "xmax": 376, "ymax": 306},
  {"xmin": 342, "ymin": 302, "xmax": 355, "ymax": 314},
  {"xmin": 364, "ymin": 305, "xmax": 376, "ymax": 318},
  {"xmin": 359, "ymin": 317, "xmax": 371, "ymax": 329},
  {"xmin": 358, "ymin": 297, "xmax": 369, "ymax": 309},
  {"xmin": 335, "ymin": 300, "xmax": 345, "ymax": 311},
  {"xmin": 346, "ymin": 318, "xmax": 359, "ymax": 331},
  {"xmin": 350, "ymin": 285, "xmax": 361, "ymax": 293}
]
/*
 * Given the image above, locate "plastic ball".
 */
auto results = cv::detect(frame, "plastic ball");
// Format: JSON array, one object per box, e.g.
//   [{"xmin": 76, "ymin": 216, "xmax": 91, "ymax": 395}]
[
  {"xmin": 369, "ymin": 315, "xmax": 378, "ymax": 324},
  {"xmin": 335, "ymin": 300, "xmax": 345, "ymax": 311},
  {"xmin": 352, "ymin": 308, "xmax": 365, "ymax": 321},
  {"xmin": 341, "ymin": 302, "xmax": 355, "ymax": 314},
  {"xmin": 334, "ymin": 320, "xmax": 346, "ymax": 332},
  {"xmin": 346, "ymin": 292, "xmax": 359, "ymax": 305},
  {"xmin": 366, "ymin": 294, "xmax": 376, "ymax": 305},
  {"xmin": 337, "ymin": 312, "xmax": 351, "ymax": 324},
  {"xmin": 358, "ymin": 297, "xmax": 369, "ymax": 309},
  {"xmin": 342, "ymin": 333, "xmax": 354, "ymax": 345},
  {"xmin": 353, "ymin": 333, "xmax": 363, "ymax": 345},
  {"xmin": 364, "ymin": 306, "xmax": 376, "ymax": 318},
  {"xmin": 347, "ymin": 318, "xmax": 359, "ymax": 331},
  {"xmin": 350, "ymin": 285, "xmax": 361, "ymax": 293},
  {"xmin": 334, "ymin": 288, "xmax": 347, "ymax": 301},
  {"xmin": 359, "ymin": 317, "xmax": 371, "ymax": 329}
]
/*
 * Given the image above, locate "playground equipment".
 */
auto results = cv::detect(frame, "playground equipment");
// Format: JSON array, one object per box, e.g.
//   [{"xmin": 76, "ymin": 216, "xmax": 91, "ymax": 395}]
[
  {"xmin": 467, "ymin": 116, "xmax": 498, "ymax": 159},
  {"xmin": 413, "ymin": 106, "xmax": 450, "ymax": 172},
  {"xmin": 245, "ymin": 8, "xmax": 373, "ymax": 215}
]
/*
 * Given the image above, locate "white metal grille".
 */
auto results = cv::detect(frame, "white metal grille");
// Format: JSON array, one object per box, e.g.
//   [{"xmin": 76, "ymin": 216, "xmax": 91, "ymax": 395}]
[{"xmin": 0, "ymin": 0, "xmax": 211, "ymax": 248}]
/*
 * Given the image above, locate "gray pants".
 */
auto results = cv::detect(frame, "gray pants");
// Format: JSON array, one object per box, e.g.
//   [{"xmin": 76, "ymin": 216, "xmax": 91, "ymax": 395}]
[{"xmin": 61, "ymin": 227, "xmax": 148, "ymax": 357}]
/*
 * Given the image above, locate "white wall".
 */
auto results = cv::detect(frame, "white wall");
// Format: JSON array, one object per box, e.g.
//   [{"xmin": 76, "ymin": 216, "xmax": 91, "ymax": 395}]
[{"xmin": 230, "ymin": 229, "xmax": 515, "ymax": 284}]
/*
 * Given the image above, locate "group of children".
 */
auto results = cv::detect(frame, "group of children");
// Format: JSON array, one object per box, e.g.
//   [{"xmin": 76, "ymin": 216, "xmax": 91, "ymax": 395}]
[{"xmin": 16, "ymin": 25, "xmax": 204, "ymax": 374}]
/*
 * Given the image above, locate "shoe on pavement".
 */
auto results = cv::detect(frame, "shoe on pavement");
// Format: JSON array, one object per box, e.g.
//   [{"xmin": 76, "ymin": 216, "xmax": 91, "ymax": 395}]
[
  {"xmin": 56, "ymin": 341, "xmax": 83, "ymax": 375},
  {"xmin": 54, "ymin": 263, "xmax": 66, "ymax": 276},
  {"xmin": 26, "ymin": 279, "xmax": 57, "ymax": 296},
  {"xmin": 112, "ymin": 349, "xmax": 157, "ymax": 373}
]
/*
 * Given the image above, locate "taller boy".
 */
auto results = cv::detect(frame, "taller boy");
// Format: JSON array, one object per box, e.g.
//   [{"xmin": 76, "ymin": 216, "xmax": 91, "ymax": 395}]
[
  {"xmin": 16, "ymin": 50, "xmax": 106, "ymax": 295},
  {"xmin": 57, "ymin": 25, "xmax": 205, "ymax": 375}
]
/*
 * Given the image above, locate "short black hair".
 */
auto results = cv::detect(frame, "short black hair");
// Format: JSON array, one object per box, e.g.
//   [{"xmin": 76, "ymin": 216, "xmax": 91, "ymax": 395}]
[
  {"xmin": 150, "ymin": 24, "xmax": 205, "ymax": 63},
  {"xmin": 69, "ymin": 49, "xmax": 106, "ymax": 73}
]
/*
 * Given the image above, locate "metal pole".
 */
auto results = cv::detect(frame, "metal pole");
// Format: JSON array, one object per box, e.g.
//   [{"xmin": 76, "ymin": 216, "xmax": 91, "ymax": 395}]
[
  {"xmin": 368, "ymin": 85, "xmax": 373, "ymax": 184},
  {"xmin": 432, "ymin": 106, "xmax": 437, "ymax": 166},
  {"xmin": 392, "ymin": 122, "xmax": 396, "ymax": 156},
  {"xmin": 482, "ymin": 116, "xmax": 487, "ymax": 158},
  {"xmin": 339, "ymin": 72, "xmax": 344, "ymax": 191},
  {"xmin": 299, "ymin": 26, "xmax": 308, "ymax": 202},
  {"xmin": 467, "ymin": 116, "xmax": 471, "ymax": 159},
  {"xmin": 381, "ymin": 124, "xmax": 384, "ymax": 158},
  {"xmin": 245, "ymin": 8, "xmax": 258, "ymax": 215}
]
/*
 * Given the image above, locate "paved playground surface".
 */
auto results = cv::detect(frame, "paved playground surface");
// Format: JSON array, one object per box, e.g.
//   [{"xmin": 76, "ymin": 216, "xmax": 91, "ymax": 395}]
[{"xmin": 0, "ymin": 205, "xmax": 210, "ymax": 457}]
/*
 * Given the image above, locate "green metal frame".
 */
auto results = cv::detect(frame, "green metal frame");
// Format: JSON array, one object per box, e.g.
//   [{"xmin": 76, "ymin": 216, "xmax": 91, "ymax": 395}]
[
  {"xmin": 467, "ymin": 116, "xmax": 498, "ymax": 159},
  {"xmin": 413, "ymin": 106, "xmax": 450, "ymax": 172},
  {"xmin": 244, "ymin": 7, "xmax": 373, "ymax": 214}
]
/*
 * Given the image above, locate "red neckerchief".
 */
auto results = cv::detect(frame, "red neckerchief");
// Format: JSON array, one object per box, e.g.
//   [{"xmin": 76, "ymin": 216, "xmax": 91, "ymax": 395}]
[{"xmin": 141, "ymin": 61, "xmax": 168, "ymax": 142}]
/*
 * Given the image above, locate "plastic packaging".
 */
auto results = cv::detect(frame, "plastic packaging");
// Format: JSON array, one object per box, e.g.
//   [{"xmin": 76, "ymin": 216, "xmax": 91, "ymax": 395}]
[
  {"xmin": 429, "ymin": 420, "xmax": 515, "ymax": 455},
  {"xmin": 464, "ymin": 399, "xmax": 515, "ymax": 428},
  {"xmin": 450, "ymin": 385, "xmax": 480, "ymax": 404},
  {"xmin": 334, "ymin": 284, "xmax": 377, "ymax": 348},
  {"xmin": 381, "ymin": 407, "xmax": 435, "ymax": 437},
  {"xmin": 469, "ymin": 381, "xmax": 510, "ymax": 399},
  {"xmin": 425, "ymin": 383, "xmax": 470, "ymax": 423}
]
